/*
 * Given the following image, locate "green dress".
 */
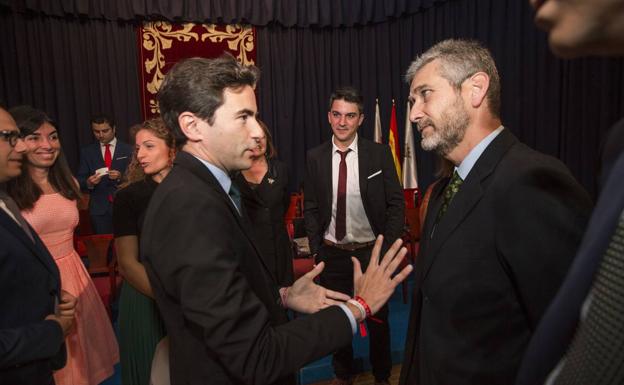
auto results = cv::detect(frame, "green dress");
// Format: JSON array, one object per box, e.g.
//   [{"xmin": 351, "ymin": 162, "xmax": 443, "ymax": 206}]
[{"xmin": 113, "ymin": 178, "xmax": 166, "ymax": 385}]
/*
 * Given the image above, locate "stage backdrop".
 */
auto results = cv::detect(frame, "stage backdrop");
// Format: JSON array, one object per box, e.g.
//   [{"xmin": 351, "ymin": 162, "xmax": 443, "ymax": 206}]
[{"xmin": 138, "ymin": 21, "xmax": 256, "ymax": 119}]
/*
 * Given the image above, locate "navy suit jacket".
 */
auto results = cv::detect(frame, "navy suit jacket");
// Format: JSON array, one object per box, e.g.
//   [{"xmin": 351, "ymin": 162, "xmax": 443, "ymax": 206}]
[
  {"xmin": 515, "ymin": 125, "xmax": 624, "ymax": 385},
  {"xmin": 77, "ymin": 140, "xmax": 132, "ymax": 215},
  {"xmin": 0, "ymin": 210, "xmax": 65, "ymax": 385}
]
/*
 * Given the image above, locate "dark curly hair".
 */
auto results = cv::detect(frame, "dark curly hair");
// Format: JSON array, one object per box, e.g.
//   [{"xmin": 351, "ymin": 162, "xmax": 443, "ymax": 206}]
[{"xmin": 120, "ymin": 117, "xmax": 176, "ymax": 188}]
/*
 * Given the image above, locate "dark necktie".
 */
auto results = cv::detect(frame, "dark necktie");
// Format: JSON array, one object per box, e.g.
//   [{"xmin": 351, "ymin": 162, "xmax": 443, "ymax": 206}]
[
  {"xmin": 436, "ymin": 170, "xmax": 463, "ymax": 222},
  {"xmin": 229, "ymin": 183, "xmax": 243, "ymax": 216},
  {"xmin": 335, "ymin": 149, "xmax": 351, "ymax": 241},
  {"xmin": 104, "ymin": 144, "xmax": 114, "ymax": 202},
  {"xmin": 553, "ymin": 211, "xmax": 624, "ymax": 385},
  {"xmin": 104, "ymin": 144, "xmax": 112, "ymax": 169},
  {"xmin": 0, "ymin": 189, "xmax": 34, "ymax": 242}
]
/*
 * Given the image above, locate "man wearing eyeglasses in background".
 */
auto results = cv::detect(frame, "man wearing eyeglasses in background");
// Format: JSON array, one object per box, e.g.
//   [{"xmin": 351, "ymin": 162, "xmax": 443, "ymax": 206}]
[{"xmin": 0, "ymin": 105, "xmax": 77, "ymax": 385}]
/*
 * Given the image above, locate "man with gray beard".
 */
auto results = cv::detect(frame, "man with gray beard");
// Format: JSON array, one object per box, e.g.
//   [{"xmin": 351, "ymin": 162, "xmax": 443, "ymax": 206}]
[{"xmin": 398, "ymin": 39, "xmax": 593, "ymax": 385}]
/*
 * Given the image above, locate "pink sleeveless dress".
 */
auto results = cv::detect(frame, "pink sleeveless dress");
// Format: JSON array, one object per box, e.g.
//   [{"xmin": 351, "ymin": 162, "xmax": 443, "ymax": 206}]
[{"xmin": 22, "ymin": 193, "xmax": 119, "ymax": 385}]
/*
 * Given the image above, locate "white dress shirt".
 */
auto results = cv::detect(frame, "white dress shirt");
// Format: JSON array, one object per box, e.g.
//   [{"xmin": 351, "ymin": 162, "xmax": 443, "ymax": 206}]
[
  {"xmin": 100, "ymin": 137, "xmax": 118, "ymax": 159},
  {"xmin": 324, "ymin": 134, "xmax": 375, "ymax": 244}
]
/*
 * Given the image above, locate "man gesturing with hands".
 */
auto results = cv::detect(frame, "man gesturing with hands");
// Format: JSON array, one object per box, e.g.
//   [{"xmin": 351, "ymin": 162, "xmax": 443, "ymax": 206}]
[{"xmin": 141, "ymin": 55, "xmax": 412, "ymax": 385}]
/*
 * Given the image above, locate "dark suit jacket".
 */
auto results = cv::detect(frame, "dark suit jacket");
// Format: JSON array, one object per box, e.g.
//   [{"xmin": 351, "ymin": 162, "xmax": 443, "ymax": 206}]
[
  {"xmin": 77, "ymin": 140, "xmax": 132, "ymax": 215},
  {"xmin": 0, "ymin": 210, "xmax": 65, "ymax": 385},
  {"xmin": 515, "ymin": 123, "xmax": 624, "ymax": 385},
  {"xmin": 304, "ymin": 137, "xmax": 405, "ymax": 254},
  {"xmin": 234, "ymin": 159, "xmax": 294, "ymax": 287},
  {"xmin": 399, "ymin": 129, "xmax": 593, "ymax": 385},
  {"xmin": 141, "ymin": 151, "xmax": 353, "ymax": 385}
]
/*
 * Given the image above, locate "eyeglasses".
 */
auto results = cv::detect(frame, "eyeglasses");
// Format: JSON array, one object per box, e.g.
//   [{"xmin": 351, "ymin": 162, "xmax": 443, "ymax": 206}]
[{"xmin": 0, "ymin": 130, "xmax": 22, "ymax": 147}]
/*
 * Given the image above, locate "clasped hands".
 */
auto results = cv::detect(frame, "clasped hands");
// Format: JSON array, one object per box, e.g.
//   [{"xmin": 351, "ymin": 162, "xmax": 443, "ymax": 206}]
[
  {"xmin": 285, "ymin": 236, "xmax": 413, "ymax": 321},
  {"xmin": 45, "ymin": 290, "xmax": 77, "ymax": 336}
]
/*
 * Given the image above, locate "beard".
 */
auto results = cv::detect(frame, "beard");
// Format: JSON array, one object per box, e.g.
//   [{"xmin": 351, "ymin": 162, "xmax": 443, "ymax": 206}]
[{"xmin": 418, "ymin": 97, "xmax": 470, "ymax": 156}]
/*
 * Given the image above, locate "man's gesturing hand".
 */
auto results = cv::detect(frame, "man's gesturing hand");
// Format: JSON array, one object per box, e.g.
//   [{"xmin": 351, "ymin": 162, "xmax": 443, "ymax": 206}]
[
  {"xmin": 352, "ymin": 236, "xmax": 412, "ymax": 316},
  {"xmin": 287, "ymin": 262, "xmax": 350, "ymax": 314}
]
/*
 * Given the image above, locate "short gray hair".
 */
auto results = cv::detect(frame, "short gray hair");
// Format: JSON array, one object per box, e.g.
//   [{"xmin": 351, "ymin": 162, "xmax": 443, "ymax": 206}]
[{"xmin": 405, "ymin": 39, "xmax": 501, "ymax": 118}]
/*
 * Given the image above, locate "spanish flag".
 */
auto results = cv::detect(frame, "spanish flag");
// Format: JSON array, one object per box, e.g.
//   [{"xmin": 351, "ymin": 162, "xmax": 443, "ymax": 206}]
[{"xmin": 388, "ymin": 101, "xmax": 402, "ymax": 183}]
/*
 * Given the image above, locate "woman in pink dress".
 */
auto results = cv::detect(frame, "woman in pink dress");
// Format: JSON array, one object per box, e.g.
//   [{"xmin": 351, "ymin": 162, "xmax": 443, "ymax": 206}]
[{"xmin": 7, "ymin": 105, "xmax": 119, "ymax": 385}]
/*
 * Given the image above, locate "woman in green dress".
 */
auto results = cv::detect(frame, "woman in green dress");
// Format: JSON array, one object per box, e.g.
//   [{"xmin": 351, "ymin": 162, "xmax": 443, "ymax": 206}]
[{"xmin": 113, "ymin": 118, "xmax": 175, "ymax": 385}]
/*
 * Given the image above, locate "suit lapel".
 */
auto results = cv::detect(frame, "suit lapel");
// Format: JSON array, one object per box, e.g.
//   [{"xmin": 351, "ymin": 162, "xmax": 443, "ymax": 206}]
[
  {"xmin": 0, "ymin": 210, "xmax": 60, "ymax": 279},
  {"xmin": 175, "ymin": 152, "xmax": 274, "ymax": 278},
  {"xmin": 232, "ymin": 172, "xmax": 279, "ymax": 282},
  {"xmin": 111, "ymin": 142, "xmax": 129, "ymax": 170},
  {"xmin": 421, "ymin": 129, "xmax": 517, "ymax": 280},
  {"xmin": 90, "ymin": 142, "xmax": 105, "ymax": 167},
  {"xmin": 564, "ymin": 149, "xmax": 624, "ymax": 294},
  {"xmin": 358, "ymin": 138, "xmax": 369, "ymax": 196},
  {"xmin": 321, "ymin": 142, "xmax": 334, "ymax": 212}
]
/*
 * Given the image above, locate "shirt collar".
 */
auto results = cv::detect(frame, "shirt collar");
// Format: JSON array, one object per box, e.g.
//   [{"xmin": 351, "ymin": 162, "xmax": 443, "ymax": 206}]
[
  {"xmin": 102, "ymin": 137, "xmax": 117, "ymax": 147},
  {"xmin": 456, "ymin": 126, "xmax": 504, "ymax": 180},
  {"xmin": 192, "ymin": 154, "xmax": 232, "ymax": 194},
  {"xmin": 331, "ymin": 134, "xmax": 359, "ymax": 155}
]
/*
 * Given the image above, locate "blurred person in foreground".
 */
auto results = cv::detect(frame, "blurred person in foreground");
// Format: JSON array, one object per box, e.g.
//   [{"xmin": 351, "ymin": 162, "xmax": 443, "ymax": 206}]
[{"xmin": 516, "ymin": 1, "xmax": 624, "ymax": 384}]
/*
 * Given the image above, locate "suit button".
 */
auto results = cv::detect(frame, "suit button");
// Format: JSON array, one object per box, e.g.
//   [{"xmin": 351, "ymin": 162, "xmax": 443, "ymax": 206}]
[{"xmin": 423, "ymin": 295, "xmax": 429, "ymax": 302}]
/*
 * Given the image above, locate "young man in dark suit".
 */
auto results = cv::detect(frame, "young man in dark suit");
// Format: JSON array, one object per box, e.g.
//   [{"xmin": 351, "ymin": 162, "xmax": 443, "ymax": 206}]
[
  {"xmin": 0, "ymin": 106, "xmax": 76, "ymax": 385},
  {"xmin": 516, "ymin": 1, "xmax": 624, "ymax": 384},
  {"xmin": 77, "ymin": 115, "xmax": 132, "ymax": 234},
  {"xmin": 398, "ymin": 39, "xmax": 593, "ymax": 385},
  {"xmin": 304, "ymin": 86, "xmax": 405, "ymax": 385},
  {"xmin": 141, "ymin": 56, "xmax": 413, "ymax": 385}
]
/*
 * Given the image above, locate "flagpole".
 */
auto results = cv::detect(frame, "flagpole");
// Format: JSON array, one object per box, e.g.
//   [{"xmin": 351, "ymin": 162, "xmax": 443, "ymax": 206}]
[
  {"xmin": 402, "ymin": 100, "xmax": 419, "ymax": 207},
  {"xmin": 374, "ymin": 98, "xmax": 382, "ymax": 143},
  {"xmin": 388, "ymin": 99, "xmax": 402, "ymax": 183}
]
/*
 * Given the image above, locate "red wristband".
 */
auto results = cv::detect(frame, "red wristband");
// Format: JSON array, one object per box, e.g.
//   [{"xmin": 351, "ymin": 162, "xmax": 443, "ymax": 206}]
[{"xmin": 353, "ymin": 295, "xmax": 382, "ymax": 337}]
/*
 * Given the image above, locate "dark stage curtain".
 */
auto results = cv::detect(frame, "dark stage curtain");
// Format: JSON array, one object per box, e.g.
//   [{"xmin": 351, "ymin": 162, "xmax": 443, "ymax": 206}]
[
  {"xmin": 1, "ymin": 0, "xmax": 623, "ymax": 196},
  {"xmin": 0, "ymin": 11, "xmax": 142, "ymax": 171},
  {"xmin": 256, "ymin": 0, "xmax": 624, "ymax": 196},
  {"xmin": 0, "ymin": 0, "xmax": 445, "ymax": 27}
]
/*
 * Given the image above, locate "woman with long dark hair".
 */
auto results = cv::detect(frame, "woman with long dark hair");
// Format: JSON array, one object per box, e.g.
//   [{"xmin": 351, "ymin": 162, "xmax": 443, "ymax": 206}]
[
  {"xmin": 113, "ymin": 118, "xmax": 175, "ymax": 385},
  {"xmin": 234, "ymin": 120, "xmax": 294, "ymax": 286},
  {"xmin": 7, "ymin": 105, "xmax": 119, "ymax": 385}
]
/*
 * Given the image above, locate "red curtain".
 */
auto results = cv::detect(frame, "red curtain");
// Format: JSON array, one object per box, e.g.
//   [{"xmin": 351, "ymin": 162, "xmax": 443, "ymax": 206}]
[{"xmin": 137, "ymin": 22, "xmax": 257, "ymax": 119}]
